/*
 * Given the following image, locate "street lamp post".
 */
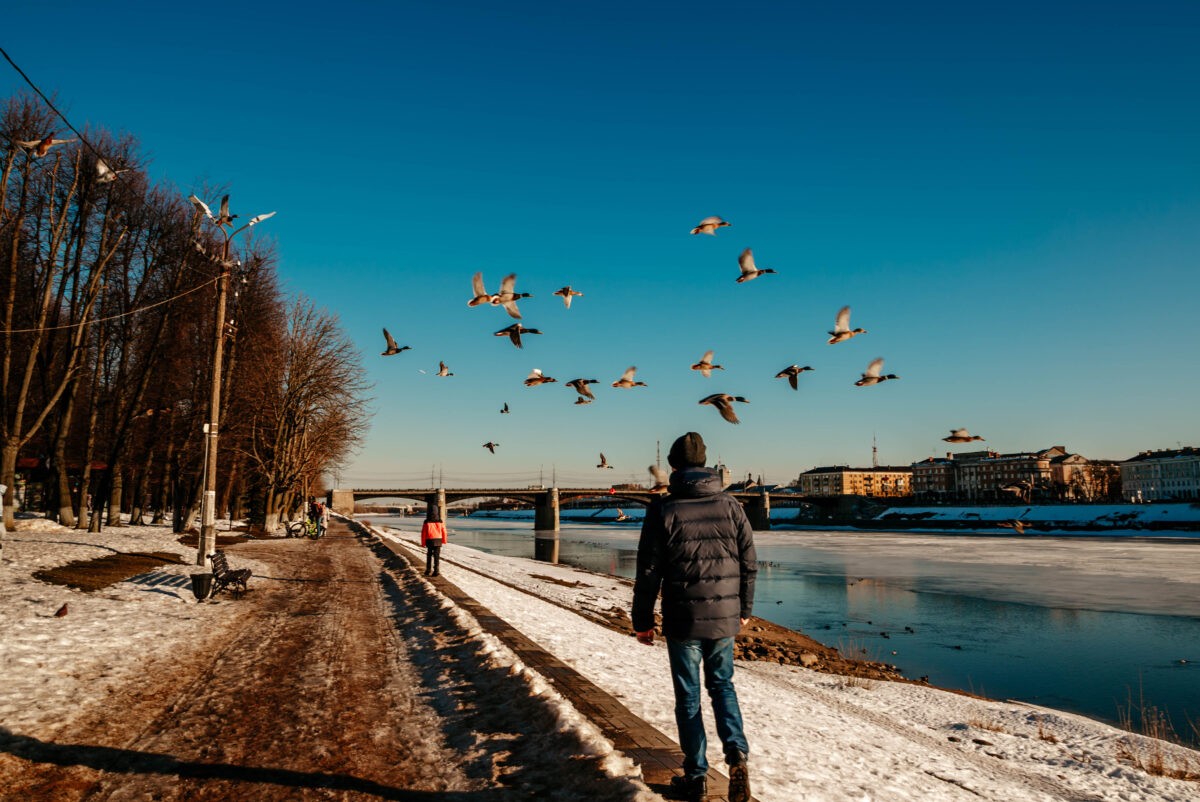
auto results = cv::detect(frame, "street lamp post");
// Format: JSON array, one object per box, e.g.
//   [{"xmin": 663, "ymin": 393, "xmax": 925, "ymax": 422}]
[{"xmin": 188, "ymin": 194, "xmax": 274, "ymax": 566}]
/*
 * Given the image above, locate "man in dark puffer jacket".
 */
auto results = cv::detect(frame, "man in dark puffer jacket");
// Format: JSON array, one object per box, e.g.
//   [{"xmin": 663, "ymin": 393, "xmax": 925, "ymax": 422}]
[{"xmin": 632, "ymin": 432, "xmax": 757, "ymax": 802}]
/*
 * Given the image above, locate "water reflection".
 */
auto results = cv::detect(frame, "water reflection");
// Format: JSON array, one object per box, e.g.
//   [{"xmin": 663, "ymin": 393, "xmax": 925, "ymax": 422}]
[{"xmin": 534, "ymin": 532, "xmax": 559, "ymax": 564}]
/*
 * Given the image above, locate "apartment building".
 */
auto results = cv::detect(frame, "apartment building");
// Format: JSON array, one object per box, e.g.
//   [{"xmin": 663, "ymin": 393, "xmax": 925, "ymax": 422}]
[
  {"xmin": 1120, "ymin": 447, "xmax": 1200, "ymax": 502},
  {"xmin": 796, "ymin": 466, "xmax": 912, "ymax": 498},
  {"xmin": 910, "ymin": 456, "xmax": 957, "ymax": 501}
]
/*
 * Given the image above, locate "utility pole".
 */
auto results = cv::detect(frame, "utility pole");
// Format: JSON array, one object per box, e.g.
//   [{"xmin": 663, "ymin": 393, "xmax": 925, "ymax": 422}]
[
  {"xmin": 190, "ymin": 194, "xmax": 274, "ymax": 567},
  {"xmin": 197, "ymin": 254, "xmax": 230, "ymax": 565}
]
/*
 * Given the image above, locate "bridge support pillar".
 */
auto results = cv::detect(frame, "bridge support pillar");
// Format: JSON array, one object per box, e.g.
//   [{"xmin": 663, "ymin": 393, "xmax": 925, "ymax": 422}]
[
  {"xmin": 746, "ymin": 491, "xmax": 771, "ymax": 531},
  {"xmin": 534, "ymin": 487, "xmax": 560, "ymax": 532},
  {"xmin": 425, "ymin": 489, "xmax": 447, "ymax": 522},
  {"xmin": 330, "ymin": 489, "xmax": 355, "ymax": 516}
]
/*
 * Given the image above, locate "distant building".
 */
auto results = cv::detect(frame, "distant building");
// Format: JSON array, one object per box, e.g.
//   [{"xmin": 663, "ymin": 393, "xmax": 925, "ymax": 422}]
[
  {"xmin": 911, "ymin": 446, "xmax": 1092, "ymax": 503},
  {"xmin": 911, "ymin": 456, "xmax": 957, "ymax": 501},
  {"xmin": 1120, "ymin": 448, "xmax": 1200, "ymax": 502},
  {"xmin": 797, "ymin": 466, "xmax": 912, "ymax": 498}
]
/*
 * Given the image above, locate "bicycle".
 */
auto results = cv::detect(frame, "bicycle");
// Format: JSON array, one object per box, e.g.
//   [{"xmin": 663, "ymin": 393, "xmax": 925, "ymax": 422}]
[{"xmin": 284, "ymin": 519, "xmax": 319, "ymax": 539}]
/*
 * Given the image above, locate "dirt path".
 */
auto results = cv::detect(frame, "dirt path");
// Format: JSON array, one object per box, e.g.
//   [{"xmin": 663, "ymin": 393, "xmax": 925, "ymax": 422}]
[{"xmin": 0, "ymin": 523, "xmax": 648, "ymax": 801}]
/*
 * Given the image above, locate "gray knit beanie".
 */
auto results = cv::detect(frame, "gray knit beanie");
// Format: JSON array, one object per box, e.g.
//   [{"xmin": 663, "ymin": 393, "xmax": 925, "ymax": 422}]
[{"xmin": 667, "ymin": 432, "xmax": 707, "ymax": 469}]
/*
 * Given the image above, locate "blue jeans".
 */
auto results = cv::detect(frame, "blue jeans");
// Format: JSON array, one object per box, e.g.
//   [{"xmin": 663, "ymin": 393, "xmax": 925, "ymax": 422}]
[{"xmin": 666, "ymin": 636, "xmax": 748, "ymax": 778}]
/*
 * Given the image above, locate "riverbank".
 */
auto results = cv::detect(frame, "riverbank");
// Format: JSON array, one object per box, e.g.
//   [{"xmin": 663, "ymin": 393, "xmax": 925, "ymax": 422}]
[{"xmin": 366, "ymin": 520, "xmax": 1200, "ymax": 800}]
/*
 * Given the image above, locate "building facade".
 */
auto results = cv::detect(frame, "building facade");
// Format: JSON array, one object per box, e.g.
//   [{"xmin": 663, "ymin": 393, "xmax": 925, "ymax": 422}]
[
  {"xmin": 1120, "ymin": 448, "xmax": 1200, "ymax": 502},
  {"xmin": 910, "ymin": 456, "xmax": 957, "ymax": 501},
  {"xmin": 797, "ymin": 466, "xmax": 912, "ymax": 498}
]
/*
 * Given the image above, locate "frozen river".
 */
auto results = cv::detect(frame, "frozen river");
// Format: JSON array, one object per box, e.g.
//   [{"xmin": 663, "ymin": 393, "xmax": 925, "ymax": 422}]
[{"xmin": 370, "ymin": 515, "xmax": 1200, "ymax": 741}]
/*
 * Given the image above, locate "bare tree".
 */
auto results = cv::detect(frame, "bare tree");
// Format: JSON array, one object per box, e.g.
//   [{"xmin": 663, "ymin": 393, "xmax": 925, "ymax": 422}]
[{"xmin": 238, "ymin": 298, "xmax": 370, "ymax": 532}]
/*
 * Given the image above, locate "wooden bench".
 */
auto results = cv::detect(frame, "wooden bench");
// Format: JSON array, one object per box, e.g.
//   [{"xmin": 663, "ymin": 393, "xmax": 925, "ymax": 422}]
[{"xmin": 209, "ymin": 550, "xmax": 252, "ymax": 599}]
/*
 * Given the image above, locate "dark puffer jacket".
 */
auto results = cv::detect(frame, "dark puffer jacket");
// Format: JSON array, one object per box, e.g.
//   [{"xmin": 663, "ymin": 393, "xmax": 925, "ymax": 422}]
[{"xmin": 632, "ymin": 467, "xmax": 757, "ymax": 640}]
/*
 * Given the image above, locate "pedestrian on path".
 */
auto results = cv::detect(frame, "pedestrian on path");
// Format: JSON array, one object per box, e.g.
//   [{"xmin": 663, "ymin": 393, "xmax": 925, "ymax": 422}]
[
  {"xmin": 318, "ymin": 501, "xmax": 330, "ymax": 538},
  {"xmin": 632, "ymin": 432, "xmax": 757, "ymax": 802},
  {"xmin": 421, "ymin": 508, "xmax": 447, "ymax": 576}
]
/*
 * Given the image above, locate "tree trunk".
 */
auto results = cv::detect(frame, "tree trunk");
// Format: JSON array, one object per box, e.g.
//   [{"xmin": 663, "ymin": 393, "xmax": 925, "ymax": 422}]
[
  {"xmin": 0, "ymin": 438, "xmax": 16, "ymax": 546},
  {"xmin": 152, "ymin": 439, "xmax": 174, "ymax": 525},
  {"xmin": 128, "ymin": 458, "xmax": 151, "ymax": 525},
  {"xmin": 106, "ymin": 466, "xmax": 123, "ymax": 527}
]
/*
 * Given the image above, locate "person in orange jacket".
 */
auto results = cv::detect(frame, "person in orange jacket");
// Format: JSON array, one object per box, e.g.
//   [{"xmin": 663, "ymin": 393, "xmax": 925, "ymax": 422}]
[{"xmin": 420, "ymin": 509, "xmax": 447, "ymax": 576}]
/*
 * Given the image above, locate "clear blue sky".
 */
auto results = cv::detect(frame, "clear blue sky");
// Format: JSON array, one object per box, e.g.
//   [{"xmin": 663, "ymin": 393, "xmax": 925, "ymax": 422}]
[{"xmin": 5, "ymin": 1, "xmax": 1198, "ymax": 488}]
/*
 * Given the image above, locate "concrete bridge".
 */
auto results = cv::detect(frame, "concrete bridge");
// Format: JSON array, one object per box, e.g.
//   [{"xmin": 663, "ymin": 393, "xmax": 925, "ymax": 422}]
[{"xmin": 330, "ymin": 486, "xmax": 795, "ymax": 530}]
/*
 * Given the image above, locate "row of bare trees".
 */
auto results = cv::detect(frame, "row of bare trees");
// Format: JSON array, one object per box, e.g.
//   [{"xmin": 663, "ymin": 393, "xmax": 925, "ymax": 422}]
[{"xmin": 0, "ymin": 94, "xmax": 369, "ymax": 548}]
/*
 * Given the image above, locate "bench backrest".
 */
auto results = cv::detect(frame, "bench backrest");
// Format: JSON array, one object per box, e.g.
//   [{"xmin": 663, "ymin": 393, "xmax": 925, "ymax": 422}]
[{"xmin": 210, "ymin": 550, "xmax": 230, "ymax": 575}]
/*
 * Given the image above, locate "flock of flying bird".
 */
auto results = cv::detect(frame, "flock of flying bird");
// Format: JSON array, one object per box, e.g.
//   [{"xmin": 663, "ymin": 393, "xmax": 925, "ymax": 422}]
[
  {"xmin": 13, "ymin": 135, "xmax": 994, "ymax": 482},
  {"xmin": 375, "ymin": 213, "xmax": 991, "ymax": 475},
  {"xmin": 9, "ymin": 133, "xmax": 129, "ymax": 183}
]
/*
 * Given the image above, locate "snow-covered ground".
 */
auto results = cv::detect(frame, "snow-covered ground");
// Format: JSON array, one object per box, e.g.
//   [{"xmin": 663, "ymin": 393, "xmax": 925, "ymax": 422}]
[
  {"xmin": 0, "ymin": 516, "xmax": 267, "ymax": 737},
  {"xmin": 376, "ymin": 522, "xmax": 1200, "ymax": 802},
  {"xmin": 4, "ymin": 515, "xmax": 1198, "ymax": 801}
]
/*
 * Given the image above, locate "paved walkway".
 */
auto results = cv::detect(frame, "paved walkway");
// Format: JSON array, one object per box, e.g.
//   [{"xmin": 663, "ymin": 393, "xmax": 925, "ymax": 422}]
[{"xmin": 370, "ymin": 525, "xmax": 756, "ymax": 802}]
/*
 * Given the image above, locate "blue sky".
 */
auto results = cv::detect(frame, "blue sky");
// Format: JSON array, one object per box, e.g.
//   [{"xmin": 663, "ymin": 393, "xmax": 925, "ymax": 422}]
[{"xmin": 4, "ymin": 1, "xmax": 1198, "ymax": 488}]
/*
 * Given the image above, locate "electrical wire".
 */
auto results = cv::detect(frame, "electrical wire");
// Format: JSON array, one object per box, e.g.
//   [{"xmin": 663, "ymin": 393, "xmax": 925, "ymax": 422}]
[
  {"xmin": 1, "ymin": 45, "xmax": 231, "ymax": 334},
  {"xmin": 0, "ymin": 275, "xmax": 218, "ymax": 333},
  {"xmin": 0, "ymin": 44, "xmax": 128, "ymax": 176}
]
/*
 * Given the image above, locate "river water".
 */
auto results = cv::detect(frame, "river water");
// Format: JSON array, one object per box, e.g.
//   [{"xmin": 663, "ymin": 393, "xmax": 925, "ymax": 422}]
[{"xmin": 370, "ymin": 514, "xmax": 1200, "ymax": 741}]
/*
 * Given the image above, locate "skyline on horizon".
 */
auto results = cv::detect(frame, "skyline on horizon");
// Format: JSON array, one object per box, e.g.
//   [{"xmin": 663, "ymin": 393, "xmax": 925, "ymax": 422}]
[{"xmin": 4, "ymin": 2, "xmax": 1198, "ymax": 489}]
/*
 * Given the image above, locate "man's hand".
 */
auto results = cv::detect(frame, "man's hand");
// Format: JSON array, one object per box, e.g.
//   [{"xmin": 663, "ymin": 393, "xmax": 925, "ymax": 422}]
[{"xmin": 635, "ymin": 629, "xmax": 655, "ymax": 645}]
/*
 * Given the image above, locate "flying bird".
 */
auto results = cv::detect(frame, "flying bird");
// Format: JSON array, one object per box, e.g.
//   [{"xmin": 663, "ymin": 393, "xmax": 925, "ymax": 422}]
[
  {"xmin": 468, "ymin": 272, "xmax": 496, "ymax": 307},
  {"xmin": 482, "ymin": 442, "xmax": 499, "ymax": 454},
  {"xmin": 690, "ymin": 350, "xmax": 724, "ymax": 378},
  {"xmin": 436, "ymin": 361, "xmax": 454, "ymax": 377},
  {"xmin": 566, "ymin": 378, "xmax": 599, "ymax": 401},
  {"xmin": 215, "ymin": 195, "xmax": 237, "ymax": 227},
  {"xmin": 649, "ymin": 465, "xmax": 669, "ymax": 492},
  {"xmin": 775, "ymin": 365, "xmax": 814, "ymax": 390},
  {"xmin": 500, "ymin": 402, "xmax": 510, "ymax": 414},
  {"xmin": 552, "ymin": 286, "xmax": 584, "ymax": 308},
  {"xmin": 615, "ymin": 508, "xmax": 631, "ymax": 522},
  {"xmin": 16, "ymin": 135, "xmax": 76, "ymax": 158},
  {"xmin": 736, "ymin": 248, "xmax": 777, "ymax": 283},
  {"xmin": 690, "ymin": 215, "xmax": 731, "ymax": 236},
  {"xmin": 997, "ymin": 519, "xmax": 1028, "ymax": 535},
  {"xmin": 524, "ymin": 368, "xmax": 557, "ymax": 387},
  {"xmin": 494, "ymin": 322, "xmax": 542, "ymax": 349},
  {"xmin": 187, "ymin": 194, "xmax": 215, "ymax": 221},
  {"xmin": 95, "ymin": 159, "xmax": 129, "ymax": 183},
  {"xmin": 828, "ymin": 306, "xmax": 867, "ymax": 344},
  {"xmin": 699, "ymin": 393, "xmax": 749, "ymax": 424},
  {"xmin": 855, "ymin": 358, "xmax": 899, "ymax": 386},
  {"xmin": 611, "ymin": 366, "xmax": 646, "ymax": 388},
  {"xmin": 492, "ymin": 273, "xmax": 532, "ymax": 319},
  {"xmin": 597, "ymin": 453, "xmax": 614, "ymax": 469},
  {"xmin": 943, "ymin": 428, "xmax": 985, "ymax": 443},
  {"xmin": 381, "ymin": 328, "xmax": 411, "ymax": 356},
  {"xmin": 575, "ymin": 397, "xmax": 593, "ymax": 405}
]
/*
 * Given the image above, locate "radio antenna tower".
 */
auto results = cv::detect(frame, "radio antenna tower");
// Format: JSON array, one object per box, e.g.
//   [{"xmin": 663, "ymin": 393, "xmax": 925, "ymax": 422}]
[
  {"xmin": 656, "ymin": 439, "xmax": 661, "ymax": 469},
  {"xmin": 872, "ymin": 432, "xmax": 879, "ymax": 468}
]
